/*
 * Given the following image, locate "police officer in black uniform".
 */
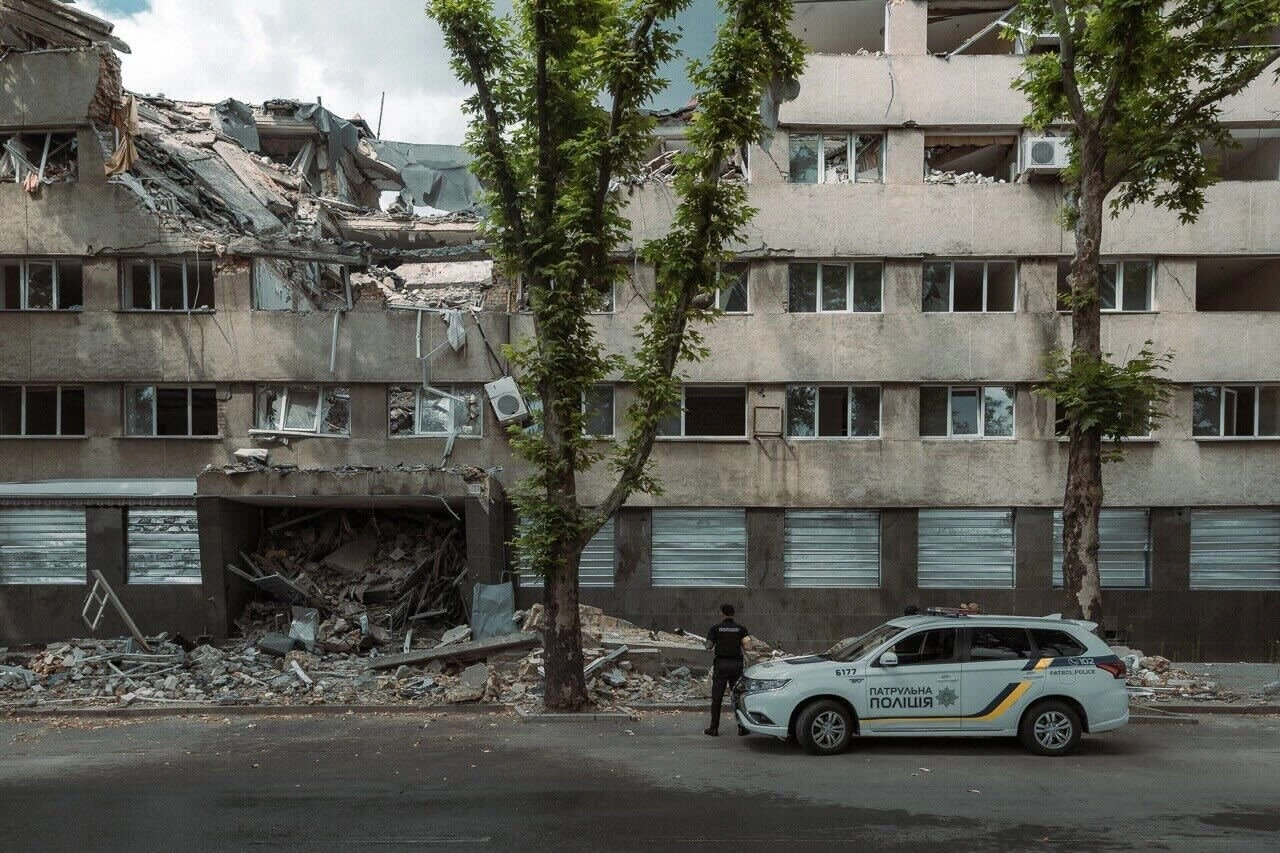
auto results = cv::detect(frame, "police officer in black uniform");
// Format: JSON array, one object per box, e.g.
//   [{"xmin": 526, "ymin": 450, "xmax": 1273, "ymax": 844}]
[{"xmin": 705, "ymin": 603, "xmax": 750, "ymax": 736}]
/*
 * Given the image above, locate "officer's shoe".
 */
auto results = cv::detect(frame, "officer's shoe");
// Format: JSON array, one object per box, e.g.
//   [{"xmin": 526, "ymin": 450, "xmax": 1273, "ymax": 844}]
[
  {"xmin": 737, "ymin": 725, "xmax": 749, "ymax": 736},
  {"xmin": 703, "ymin": 727, "xmax": 718, "ymax": 736}
]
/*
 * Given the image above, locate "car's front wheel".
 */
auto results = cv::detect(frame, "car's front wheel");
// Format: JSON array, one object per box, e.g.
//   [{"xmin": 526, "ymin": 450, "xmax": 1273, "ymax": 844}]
[
  {"xmin": 795, "ymin": 700, "xmax": 854, "ymax": 756},
  {"xmin": 1019, "ymin": 700, "xmax": 1082, "ymax": 756}
]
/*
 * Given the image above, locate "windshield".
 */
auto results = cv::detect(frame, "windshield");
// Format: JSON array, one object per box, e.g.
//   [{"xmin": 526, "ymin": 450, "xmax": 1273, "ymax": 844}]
[{"xmin": 826, "ymin": 623, "xmax": 904, "ymax": 662}]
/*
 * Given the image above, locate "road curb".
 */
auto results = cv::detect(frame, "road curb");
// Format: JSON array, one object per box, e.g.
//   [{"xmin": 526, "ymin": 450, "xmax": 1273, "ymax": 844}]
[
  {"xmin": 1139, "ymin": 704, "xmax": 1280, "ymax": 716},
  {"xmin": 513, "ymin": 705, "xmax": 635, "ymax": 723}
]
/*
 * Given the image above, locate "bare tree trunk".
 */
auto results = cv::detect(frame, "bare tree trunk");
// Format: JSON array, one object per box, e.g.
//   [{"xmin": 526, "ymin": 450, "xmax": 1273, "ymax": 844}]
[
  {"xmin": 542, "ymin": 540, "xmax": 588, "ymax": 710},
  {"xmin": 1061, "ymin": 160, "xmax": 1106, "ymax": 627}
]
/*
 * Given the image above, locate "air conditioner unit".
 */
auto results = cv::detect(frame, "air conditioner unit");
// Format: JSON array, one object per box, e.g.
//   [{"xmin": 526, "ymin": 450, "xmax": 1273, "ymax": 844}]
[
  {"xmin": 484, "ymin": 376, "xmax": 529, "ymax": 423},
  {"xmin": 1023, "ymin": 136, "xmax": 1069, "ymax": 173}
]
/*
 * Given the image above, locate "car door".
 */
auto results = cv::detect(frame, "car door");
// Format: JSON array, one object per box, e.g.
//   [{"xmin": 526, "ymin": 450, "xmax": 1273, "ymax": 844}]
[
  {"xmin": 863, "ymin": 627, "xmax": 962, "ymax": 733},
  {"xmin": 960, "ymin": 626, "xmax": 1041, "ymax": 732}
]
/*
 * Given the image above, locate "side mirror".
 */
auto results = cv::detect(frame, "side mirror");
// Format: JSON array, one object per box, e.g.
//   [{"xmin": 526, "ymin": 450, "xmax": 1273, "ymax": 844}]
[{"xmin": 878, "ymin": 651, "xmax": 899, "ymax": 667}]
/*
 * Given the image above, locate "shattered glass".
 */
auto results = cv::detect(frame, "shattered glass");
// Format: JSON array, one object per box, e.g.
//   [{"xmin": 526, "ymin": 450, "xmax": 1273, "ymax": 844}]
[
  {"xmin": 283, "ymin": 386, "xmax": 321, "ymax": 431},
  {"xmin": 320, "ymin": 388, "xmax": 351, "ymax": 435},
  {"xmin": 126, "ymin": 385, "xmax": 156, "ymax": 436},
  {"xmin": 788, "ymin": 133, "xmax": 819, "ymax": 184},
  {"xmin": 822, "ymin": 134, "xmax": 849, "ymax": 183},
  {"xmin": 717, "ymin": 264, "xmax": 749, "ymax": 313},
  {"xmin": 922, "ymin": 262, "xmax": 952, "ymax": 312},
  {"xmin": 254, "ymin": 386, "xmax": 285, "ymax": 430},
  {"xmin": 855, "ymin": 135, "xmax": 883, "ymax": 183},
  {"xmin": 25, "ymin": 262, "xmax": 53, "ymax": 310},
  {"xmin": 388, "ymin": 386, "xmax": 417, "ymax": 436}
]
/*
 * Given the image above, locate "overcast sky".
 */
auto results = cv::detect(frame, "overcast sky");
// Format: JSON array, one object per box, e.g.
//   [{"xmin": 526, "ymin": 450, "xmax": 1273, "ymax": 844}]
[{"xmin": 84, "ymin": 0, "xmax": 720, "ymax": 145}]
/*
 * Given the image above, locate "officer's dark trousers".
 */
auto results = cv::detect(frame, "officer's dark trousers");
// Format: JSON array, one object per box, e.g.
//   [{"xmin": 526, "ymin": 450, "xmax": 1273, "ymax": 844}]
[{"xmin": 709, "ymin": 658, "xmax": 743, "ymax": 730}]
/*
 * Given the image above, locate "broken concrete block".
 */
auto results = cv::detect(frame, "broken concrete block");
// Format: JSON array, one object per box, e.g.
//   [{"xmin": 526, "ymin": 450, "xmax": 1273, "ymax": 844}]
[
  {"xmin": 394, "ymin": 665, "xmax": 414, "ymax": 680},
  {"xmin": 0, "ymin": 665, "xmax": 37, "ymax": 688},
  {"xmin": 1262, "ymin": 681, "xmax": 1280, "ymax": 697},
  {"xmin": 439, "ymin": 625, "xmax": 472, "ymax": 646},
  {"xmin": 257, "ymin": 633, "xmax": 301, "ymax": 658},
  {"xmin": 187, "ymin": 645, "xmax": 226, "ymax": 669},
  {"xmin": 233, "ymin": 448, "xmax": 269, "ymax": 465},
  {"xmin": 445, "ymin": 685, "xmax": 484, "ymax": 703},
  {"xmin": 601, "ymin": 668, "xmax": 627, "ymax": 688},
  {"xmin": 322, "ymin": 533, "xmax": 378, "ymax": 574},
  {"xmin": 459, "ymin": 663, "xmax": 489, "ymax": 690},
  {"xmin": 668, "ymin": 666, "xmax": 691, "ymax": 679}
]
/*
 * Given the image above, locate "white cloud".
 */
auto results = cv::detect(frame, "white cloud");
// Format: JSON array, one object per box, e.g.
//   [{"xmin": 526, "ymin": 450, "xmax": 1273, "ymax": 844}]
[{"xmin": 82, "ymin": 0, "xmax": 472, "ymax": 144}]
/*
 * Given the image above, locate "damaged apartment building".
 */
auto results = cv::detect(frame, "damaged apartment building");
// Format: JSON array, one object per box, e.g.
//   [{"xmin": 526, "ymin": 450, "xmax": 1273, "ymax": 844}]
[{"xmin": 3, "ymin": 0, "xmax": 1280, "ymax": 659}]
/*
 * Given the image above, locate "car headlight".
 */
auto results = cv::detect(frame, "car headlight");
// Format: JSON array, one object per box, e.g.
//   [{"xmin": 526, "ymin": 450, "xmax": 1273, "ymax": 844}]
[{"xmin": 739, "ymin": 677, "xmax": 790, "ymax": 695}]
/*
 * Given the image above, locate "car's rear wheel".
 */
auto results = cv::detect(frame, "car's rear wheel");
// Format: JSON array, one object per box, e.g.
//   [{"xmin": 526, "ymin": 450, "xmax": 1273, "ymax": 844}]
[
  {"xmin": 1019, "ymin": 700, "xmax": 1082, "ymax": 756},
  {"xmin": 795, "ymin": 700, "xmax": 854, "ymax": 756}
]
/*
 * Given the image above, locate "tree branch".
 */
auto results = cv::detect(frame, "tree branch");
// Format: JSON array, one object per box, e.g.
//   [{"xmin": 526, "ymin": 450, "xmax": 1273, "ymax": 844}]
[{"xmin": 1049, "ymin": 0, "xmax": 1088, "ymax": 126}]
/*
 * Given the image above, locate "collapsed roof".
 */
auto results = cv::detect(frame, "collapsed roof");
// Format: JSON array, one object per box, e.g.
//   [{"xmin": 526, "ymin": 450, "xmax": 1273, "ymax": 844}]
[{"xmin": 0, "ymin": 0, "xmax": 130, "ymax": 53}]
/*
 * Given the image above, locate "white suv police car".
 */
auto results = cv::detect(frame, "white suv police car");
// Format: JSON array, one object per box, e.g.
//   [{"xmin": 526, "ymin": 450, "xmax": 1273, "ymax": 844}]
[{"xmin": 733, "ymin": 613, "xmax": 1128, "ymax": 756}]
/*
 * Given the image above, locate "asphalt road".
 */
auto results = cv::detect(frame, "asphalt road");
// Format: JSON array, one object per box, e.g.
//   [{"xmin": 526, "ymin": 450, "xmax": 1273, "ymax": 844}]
[{"xmin": 1, "ymin": 711, "xmax": 1278, "ymax": 852}]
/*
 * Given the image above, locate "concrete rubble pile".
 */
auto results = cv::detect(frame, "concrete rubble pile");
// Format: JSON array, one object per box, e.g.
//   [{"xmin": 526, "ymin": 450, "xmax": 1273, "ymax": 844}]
[
  {"xmin": 1, "ymin": 601, "xmax": 785, "ymax": 712},
  {"xmin": 924, "ymin": 170, "xmax": 1004, "ymax": 185},
  {"xmin": 1120, "ymin": 652, "xmax": 1238, "ymax": 701},
  {"xmin": 241, "ymin": 509, "xmax": 470, "ymax": 631}
]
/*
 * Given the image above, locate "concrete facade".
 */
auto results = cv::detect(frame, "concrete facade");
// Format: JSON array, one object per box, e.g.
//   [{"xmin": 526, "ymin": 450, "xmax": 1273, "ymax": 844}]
[{"xmin": 4, "ymin": 2, "xmax": 1280, "ymax": 657}]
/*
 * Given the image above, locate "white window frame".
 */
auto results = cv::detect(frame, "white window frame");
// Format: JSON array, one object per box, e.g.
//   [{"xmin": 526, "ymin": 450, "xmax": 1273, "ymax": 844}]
[
  {"xmin": 920, "ymin": 385, "xmax": 1016, "ymax": 439},
  {"xmin": 389, "ymin": 385, "xmax": 483, "ymax": 438},
  {"xmin": 252, "ymin": 384, "xmax": 350, "ymax": 437},
  {"xmin": 124, "ymin": 385, "xmax": 219, "ymax": 437},
  {"xmin": 251, "ymin": 259, "xmax": 351, "ymax": 311},
  {"xmin": 658, "ymin": 385, "xmax": 749, "ymax": 439},
  {"xmin": 784, "ymin": 384, "xmax": 882, "ymax": 439},
  {"xmin": 0, "ymin": 385, "xmax": 85, "ymax": 437},
  {"xmin": 922, "ymin": 260, "xmax": 1018, "ymax": 313},
  {"xmin": 1057, "ymin": 259, "xmax": 1155, "ymax": 313},
  {"xmin": 714, "ymin": 264, "xmax": 750, "ymax": 314},
  {"xmin": 788, "ymin": 261, "xmax": 883, "ymax": 313},
  {"xmin": 0, "ymin": 258, "xmax": 80, "ymax": 311},
  {"xmin": 1193, "ymin": 384, "xmax": 1280, "ymax": 439},
  {"xmin": 787, "ymin": 131, "xmax": 884, "ymax": 184},
  {"xmin": 121, "ymin": 259, "xmax": 215, "ymax": 312},
  {"xmin": 583, "ymin": 384, "xmax": 615, "ymax": 438}
]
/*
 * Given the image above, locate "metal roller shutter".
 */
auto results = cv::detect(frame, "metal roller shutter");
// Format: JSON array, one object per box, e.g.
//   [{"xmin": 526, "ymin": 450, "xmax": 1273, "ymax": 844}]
[
  {"xmin": 784, "ymin": 510, "xmax": 880, "ymax": 587},
  {"xmin": 1190, "ymin": 509, "xmax": 1280, "ymax": 590},
  {"xmin": 127, "ymin": 508, "xmax": 201, "ymax": 584},
  {"xmin": 652, "ymin": 508, "xmax": 746, "ymax": 587},
  {"xmin": 1052, "ymin": 509, "xmax": 1150, "ymax": 588},
  {"xmin": 918, "ymin": 509, "xmax": 1014, "ymax": 588},
  {"xmin": 518, "ymin": 518, "xmax": 616, "ymax": 588},
  {"xmin": 0, "ymin": 508, "xmax": 86, "ymax": 584}
]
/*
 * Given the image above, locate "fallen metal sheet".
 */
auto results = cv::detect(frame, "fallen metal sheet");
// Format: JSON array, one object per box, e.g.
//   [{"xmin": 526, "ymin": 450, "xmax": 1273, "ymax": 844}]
[
  {"xmin": 365, "ymin": 632, "xmax": 539, "ymax": 671},
  {"xmin": 584, "ymin": 644, "xmax": 628, "ymax": 679}
]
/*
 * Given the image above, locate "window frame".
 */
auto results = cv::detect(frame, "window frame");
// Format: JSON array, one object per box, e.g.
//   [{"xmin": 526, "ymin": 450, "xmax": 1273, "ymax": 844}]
[
  {"xmin": 0, "ymin": 258, "xmax": 82, "ymax": 311},
  {"xmin": 251, "ymin": 259, "xmax": 352, "ymax": 311},
  {"xmin": 787, "ymin": 131, "xmax": 884, "ymax": 184},
  {"xmin": 657, "ymin": 385, "xmax": 749, "ymax": 439},
  {"xmin": 1056, "ymin": 259, "xmax": 1155, "ymax": 313},
  {"xmin": 714, "ymin": 263, "xmax": 750, "ymax": 314},
  {"xmin": 251, "ymin": 384, "xmax": 350, "ymax": 437},
  {"xmin": 120, "ymin": 258, "xmax": 216, "ymax": 312},
  {"xmin": 920, "ymin": 384, "xmax": 1017, "ymax": 439},
  {"xmin": 784, "ymin": 384, "xmax": 882, "ymax": 439},
  {"xmin": 388, "ymin": 384, "xmax": 483, "ymax": 439},
  {"xmin": 788, "ymin": 261, "xmax": 883, "ymax": 313},
  {"xmin": 0, "ymin": 385, "xmax": 86, "ymax": 437},
  {"xmin": 582, "ymin": 384, "xmax": 615, "ymax": 438},
  {"xmin": 922, "ymin": 260, "xmax": 1018, "ymax": 313},
  {"xmin": 1193, "ymin": 384, "xmax": 1280, "ymax": 439},
  {"xmin": 123, "ymin": 385, "xmax": 219, "ymax": 438},
  {"xmin": 0, "ymin": 131, "xmax": 78, "ymax": 184}
]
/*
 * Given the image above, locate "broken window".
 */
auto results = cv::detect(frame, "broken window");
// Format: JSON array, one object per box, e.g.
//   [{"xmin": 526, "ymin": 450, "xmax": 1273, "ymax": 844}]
[
  {"xmin": 121, "ymin": 259, "xmax": 216, "ymax": 310},
  {"xmin": 921, "ymin": 385, "xmax": 1015, "ymax": 438},
  {"xmin": 254, "ymin": 385, "xmax": 350, "ymax": 436},
  {"xmin": 715, "ymin": 264, "xmax": 749, "ymax": 313},
  {"xmin": 657, "ymin": 386, "xmax": 747, "ymax": 437},
  {"xmin": 591, "ymin": 279, "xmax": 615, "ymax": 313},
  {"xmin": 387, "ymin": 385, "xmax": 482, "ymax": 438},
  {"xmin": 786, "ymin": 385, "xmax": 880, "ymax": 438},
  {"xmin": 1195, "ymin": 258, "xmax": 1280, "ymax": 311},
  {"xmin": 1056, "ymin": 260, "xmax": 1152, "ymax": 312},
  {"xmin": 252, "ymin": 259, "xmax": 350, "ymax": 311},
  {"xmin": 789, "ymin": 262, "xmax": 882, "ymax": 312},
  {"xmin": 928, "ymin": 9, "xmax": 1021, "ymax": 56},
  {"xmin": 1193, "ymin": 385, "xmax": 1280, "ymax": 438},
  {"xmin": 787, "ymin": 132, "xmax": 882, "ymax": 184},
  {"xmin": 124, "ymin": 386, "xmax": 218, "ymax": 437},
  {"xmin": 925, "ymin": 136, "xmax": 1017, "ymax": 183},
  {"xmin": 0, "ymin": 385, "xmax": 85, "ymax": 436},
  {"xmin": 923, "ymin": 261, "xmax": 1016, "ymax": 312},
  {"xmin": 584, "ymin": 385, "xmax": 615, "ymax": 437},
  {"xmin": 0, "ymin": 259, "xmax": 83, "ymax": 310},
  {"xmin": 1202, "ymin": 129, "xmax": 1280, "ymax": 181},
  {"xmin": 0, "ymin": 132, "xmax": 78, "ymax": 184}
]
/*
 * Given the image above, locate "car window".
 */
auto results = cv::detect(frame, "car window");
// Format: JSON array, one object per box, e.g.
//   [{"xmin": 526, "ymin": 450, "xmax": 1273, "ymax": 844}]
[
  {"xmin": 1030, "ymin": 628, "xmax": 1088, "ymax": 657},
  {"xmin": 828, "ymin": 624, "xmax": 904, "ymax": 662},
  {"xmin": 886, "ymin": 629, "xmax": 957, "ymax": 666},
  {"xmin": 968, "ymin": 627, "xmax": 1033, "ymax": 661}
]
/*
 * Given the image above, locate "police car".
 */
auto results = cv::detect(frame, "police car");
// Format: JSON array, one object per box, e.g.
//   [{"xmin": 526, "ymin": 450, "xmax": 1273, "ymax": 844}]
[{"xmin": 733, "ymin": 612, "xmax": 1128, "ymax": 756}]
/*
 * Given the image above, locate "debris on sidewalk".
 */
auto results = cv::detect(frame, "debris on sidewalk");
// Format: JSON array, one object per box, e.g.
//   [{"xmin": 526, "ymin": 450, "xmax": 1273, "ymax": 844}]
[{"xmin": 1120, "ymin": 651, "xmax": 1239, "ymax": 701}]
